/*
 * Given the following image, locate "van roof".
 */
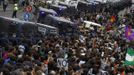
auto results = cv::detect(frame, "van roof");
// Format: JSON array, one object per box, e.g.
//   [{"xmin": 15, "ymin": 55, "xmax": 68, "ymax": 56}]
[
  {"xmin": 39, "ymin": 7, "xmax": 57, "ymax": 15},
  {"xmin": 47, "ymin": 15, "xmax": 74, "ymax": 25},
  {"xmin": 0, "ymin": 16, "xmax": 57, "ymax": 29},
  {"xmin": 84, "ymin": 21, "xmax": 101, "ymax": 27}
]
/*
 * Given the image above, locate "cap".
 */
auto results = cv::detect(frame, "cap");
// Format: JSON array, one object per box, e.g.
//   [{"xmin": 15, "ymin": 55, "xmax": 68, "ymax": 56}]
[{"xmin": 14, "ymin": 4, "xmax": 18, "ymax": 6}]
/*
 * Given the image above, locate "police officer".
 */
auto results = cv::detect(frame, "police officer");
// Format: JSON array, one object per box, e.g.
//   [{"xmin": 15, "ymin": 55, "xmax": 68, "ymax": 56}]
[
  {"xmin": 12, "ymin": 4, "xmax": 18, "ymax": 18},
  {"xmin": 3, "ymin": 0, "xmax": 8, "ymax": 12},
  {"xmin": 0, "ymin": 0, "xmax": 2, "ymax": 6}
]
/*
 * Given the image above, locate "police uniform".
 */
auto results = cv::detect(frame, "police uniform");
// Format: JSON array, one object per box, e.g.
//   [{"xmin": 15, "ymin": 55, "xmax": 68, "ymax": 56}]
[{"xmin": 12, "ymin": 4, "xmax": 18, "ymax": 18}]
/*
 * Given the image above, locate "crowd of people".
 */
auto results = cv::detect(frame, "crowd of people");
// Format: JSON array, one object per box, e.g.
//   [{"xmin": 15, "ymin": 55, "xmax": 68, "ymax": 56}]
[{"xmin": 0, "ymin": 0, "xmax": 134, "ymax": 75}]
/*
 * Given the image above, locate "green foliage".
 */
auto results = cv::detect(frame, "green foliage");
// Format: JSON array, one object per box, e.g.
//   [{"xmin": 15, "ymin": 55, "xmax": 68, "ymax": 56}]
[{"xmin": 37, "ymin": 2, "xmax": 47, "ymax": 8}]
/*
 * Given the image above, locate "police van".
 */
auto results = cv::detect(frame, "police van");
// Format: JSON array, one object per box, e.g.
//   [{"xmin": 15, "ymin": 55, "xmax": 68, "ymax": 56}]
[
  {"xmin": 0, "ymin": 16, "xmax": 58, "ymax": 36},
  {"xmin": 38, "ymin": 7, "xmax": 57, "ymax": 23},
  {"xmin": 43, "ymin": 15, "xmax": 78, "ymax": 36}
]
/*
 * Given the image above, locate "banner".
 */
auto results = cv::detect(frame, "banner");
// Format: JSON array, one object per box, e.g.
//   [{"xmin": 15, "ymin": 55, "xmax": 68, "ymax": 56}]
[
  {"xmin": 124, "ymin": 48, "xmax": 134, "ymax": 65},
  {"xmin": 57, "ymin": 58, "xmax": 68, "ymax": 69}
]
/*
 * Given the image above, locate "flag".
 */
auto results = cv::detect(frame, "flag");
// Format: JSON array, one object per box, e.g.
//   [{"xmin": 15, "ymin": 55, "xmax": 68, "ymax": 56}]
[
  {"xmin": 124, "ymin": 48, "xmax": 134, "ymax": 65},
  {"xmin": 110, "ymin": 16, "xmax": 116, "ymax": 23},
  {"xmin": 125, "ymin": 25, "xmax": 134, "ymax": 40},
  {"xmin": 125, "ymin": 25, "xmax": 131, "ymax": 36}
]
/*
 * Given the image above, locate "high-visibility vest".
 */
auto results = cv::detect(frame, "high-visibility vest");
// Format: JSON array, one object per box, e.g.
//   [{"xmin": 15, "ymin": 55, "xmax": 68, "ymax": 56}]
[{"xmin": 14, "ymin": 6, "xmax": 18, "ymax": 11}]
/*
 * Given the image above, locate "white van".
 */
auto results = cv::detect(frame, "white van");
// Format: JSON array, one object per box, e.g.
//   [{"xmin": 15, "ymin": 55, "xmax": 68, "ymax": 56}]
[{"xmin": 83, "ymin": 20, "xmax": 102, "ymax": 30}]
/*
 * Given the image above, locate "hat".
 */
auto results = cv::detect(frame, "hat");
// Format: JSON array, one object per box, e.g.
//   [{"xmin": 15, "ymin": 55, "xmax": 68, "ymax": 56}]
[
  {"xmin": 79, "ymin": 60, "xmax": 85, "ymax": 66},
  {"xmin": 50, "ymin": 70, "xmax": 56, "ymax": 75},
  {"xmin": 14, "ymin": 4, "xmax": 18, "ymax": 6},
  {"xmin": 81, "ymin": 53, "xmax": 86, "ymax": 56},
  {"xmin": 18, "ymin": 55, "xmax": 23, "ymax": 58},
  {"xmin": 48, "ymin": 51, "xmax": 52, "ymax": 54}
]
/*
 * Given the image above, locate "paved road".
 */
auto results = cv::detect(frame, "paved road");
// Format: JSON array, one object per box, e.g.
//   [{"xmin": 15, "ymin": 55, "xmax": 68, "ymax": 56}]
[
  {"xmin": 0, "ymin": 4, "xmax": 35, "ymax": 22},
  {"xmin": 0, "ymin": 0, "xmax": 133, "ymax": 20},
  {"xmin": 0, "ymin": 4, "xmax": 25, "ymax": 20}
]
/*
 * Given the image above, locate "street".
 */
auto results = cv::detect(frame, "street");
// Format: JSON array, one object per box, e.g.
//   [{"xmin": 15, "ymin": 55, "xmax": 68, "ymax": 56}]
[{"xmin": 0, "ymin": 4, "xmax": 29, "ymax": 20}]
